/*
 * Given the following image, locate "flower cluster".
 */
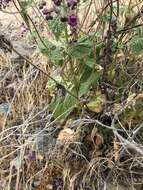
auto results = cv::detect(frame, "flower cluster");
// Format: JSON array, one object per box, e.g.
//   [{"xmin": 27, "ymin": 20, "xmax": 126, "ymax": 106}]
[
  {"xmin": 38, "ymin": 0, "xmax": 79, "ymax": 28},
  {"xmin": 52, "ymin": 0, "xmax": 62, "ymax": 6},
  {"xmin": 4, "ymin": 0, "xmax": 11, "ymax": 3},
  {"xmin": 27, "ymin": 151, "xmax": 36, "ymax": 161},
  {"xmin": 42, "ymin": 7, "xmax": 54, "ymax": 20},
  {"xmin": 68, "ymin": 14, "xmax": 77, "ymax": 27},
  {"xmin": 0, "ymin": 0, "xmax": 11, "ymax": 9},
  {"xmin": 20, "ymin": 23, "xmax": 28, "ymax": 36},
  {"xmin": 67, "ymin": 0, "xmax": 78, "ymax": 9},
  {"xmin": 53, "ymin": 0, "xmax": 79, "ymax": 27},
  {"xmin": 38, "ymin": 1, "xmax": 54, "ymax": 20}
]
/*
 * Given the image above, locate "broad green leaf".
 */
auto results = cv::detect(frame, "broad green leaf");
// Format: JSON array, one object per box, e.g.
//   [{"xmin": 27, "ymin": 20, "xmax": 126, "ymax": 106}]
[
  {"xmin": 51, "ymin": 93, "xmax": 77, "ymax": 119},
  {"xmin": 48, "ymin": 18, "xmax": 65, "ymax": 40},
  {"xmin": 38, "ymin": 40, "xmax": 63, "ymax": 65},
  {"xmin": 80, "ymin": 65, "xmax": 93, "ymax": 83},
  {"xmin": 47, "ymin": 75, "xmax": 62, "ymax": 93},
  {"xmin": 79, "ymin": 71, "xmax": 101, "ymax": 96},
  {"xmin": 95, "ymin": 42, "xmax": 105, "ymax": 63},
  {"xmin": 87, "ymin": 94, "xmax": 106, "ymax": 113},
  {"xmin": 86, "ymin": 58, "xmax": 95, "ymax": 68},
  {"xmin": 101, "ymin": 12, "xmax": 111, "ymax": 23},
  {"xmin": 130, "ymin": 36, "xmax": 143, "ymax": 55},
  {"xmin": 50, "ymin": 97, "xmax": 64, "ymax": 118},
  {"xmin": 68, "ymin": 37, "xmax": 93, "ymax": 59}
]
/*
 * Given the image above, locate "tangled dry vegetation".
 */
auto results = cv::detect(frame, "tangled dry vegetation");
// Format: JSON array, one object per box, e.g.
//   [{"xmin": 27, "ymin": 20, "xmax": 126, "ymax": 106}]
[{"xmin": 0, "ymin": 0, "xmax": 143, "ymax": 190}]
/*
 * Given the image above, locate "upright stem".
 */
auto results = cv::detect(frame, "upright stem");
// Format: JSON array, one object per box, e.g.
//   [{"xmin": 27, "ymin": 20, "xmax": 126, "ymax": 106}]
[{"xmin": 64, "ymin": 24, "xmax": 69, "ymax": 44}]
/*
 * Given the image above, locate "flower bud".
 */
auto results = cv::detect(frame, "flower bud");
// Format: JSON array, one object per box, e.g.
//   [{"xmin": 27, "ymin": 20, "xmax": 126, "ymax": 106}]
[
  {"xmin": 68, "ymin": 15, "xmax": 77, "ymax": 27},
  {"xmin": 45, "ymin": 14, "xmax": 53, "ymax": 20},
  {"xmin": 42, "ymin": 8, "xmax": 49, "ymax": 15},
  {"xmin": 60, "ymin": 16, "xmax": 68, "ymax": 22},
  {"xmin": 67, "ymin": 0, "xmax": 77, "ymax": 8},
  {"xmin": 52, "ymin": 0, "xmax": 62, "ymax": 6}
]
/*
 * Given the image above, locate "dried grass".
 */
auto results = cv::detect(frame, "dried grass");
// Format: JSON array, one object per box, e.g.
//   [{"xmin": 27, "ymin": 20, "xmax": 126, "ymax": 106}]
[{"xmin": 0, "ymin": 0, "xmax": 143, "ymax": 190}]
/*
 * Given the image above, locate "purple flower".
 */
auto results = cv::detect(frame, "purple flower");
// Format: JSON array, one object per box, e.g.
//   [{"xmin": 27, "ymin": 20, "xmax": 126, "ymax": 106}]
[
  {"xmin": 53, "ymin": 0, "xmax": 62, "ymax": 6},
  {"xmin": 53, "ymin": 177, "xmax": 63, "ymax": 189},
  {"xmin": 27, "ymin": 151, "xmax": 36, "ymax": 161},
  {"xmin": 67, "ymin": 0, "xmax": 77, "ymax": 8},
  {"xmin": 68, "ymin": 15, "xmax": 77, "ymax": 27},
  {"xmin": 42, "ymin": 8, "xmax": 49, "ymax": 15},
  {"xmin": 3, "ymin": 0, "xmax": 11, "ymax": 3},
  {"xmin": 21, "ymin": 23, "xmax": 28, "ymax": 34},
  {"xmin": 1, "ymin": 0, "xmax": 11, "ymax": 6}
]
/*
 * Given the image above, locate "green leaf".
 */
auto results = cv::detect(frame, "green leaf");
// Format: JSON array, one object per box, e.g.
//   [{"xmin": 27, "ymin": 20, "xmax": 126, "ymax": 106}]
[
  {"xmin": 87, "ymin": 94, "xmax": 106, "ymax": 113},
  {"xmin": 130, "ymin": 36, "xmax": 143, "ymax": 55},
  {"xmin": 79, "ymin": 71, "xmax": 101, "ymax": 96},
  {"xmin": 86, "ymin": 58, "xmax": 95, "ymax": 68},
  {"xmin": 47, "ymin": 75, "xmax": 62, "ymax": 93},
  {"xmin": 49, "ymin": 48, "xmax": 63, "ymax": 63},
  {"xmin": 79, "ymin": 65, "xmax": 92, "ymax": 83},
  {"xmin": 50, "ymin": 97, "xmax": 64, "ymax": 118},
  {"xmin": 38, "ymin": 41, "xmax": 49, "ymax": 54},
  {"xmin": 38, "ymin": 40, "xmax": 63, "ymax": 65},
  {"xmin": 68, "ymin": 37, "xmax": 93, "ymax": 59},
  {"xmin": 48, "ymin": 18, "xmax": 65, "ymax": 40},
  {"xmin": 101, "ymin": 12, "xmax": 111, "ymax": 23},
  {"xmin": 95, "ymin": 42, "xmax": 105, "ymax": 63},
  {"xmin": 51, "ymin": 94, "xmax": 77, "ymax": 119},
  {"xmin": 20, "ymin": 0, "xmax": 32, "ymax": 9}
]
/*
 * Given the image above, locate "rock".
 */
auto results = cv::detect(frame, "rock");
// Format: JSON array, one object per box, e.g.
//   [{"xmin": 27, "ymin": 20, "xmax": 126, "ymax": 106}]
[{"xmin": 0, "ymin": 103, "xmax": 10, "ymax": 113}]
